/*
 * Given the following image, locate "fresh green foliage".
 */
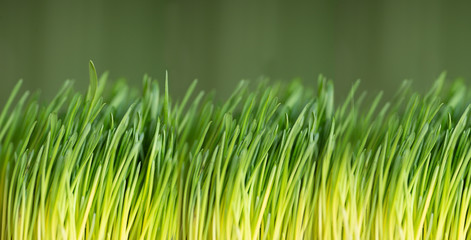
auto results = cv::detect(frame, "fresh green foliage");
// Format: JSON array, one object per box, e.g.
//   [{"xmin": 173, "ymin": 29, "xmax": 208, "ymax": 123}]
[{"xmin": 1, "ymin": 62, "xmax": 471, "ymax": 239}]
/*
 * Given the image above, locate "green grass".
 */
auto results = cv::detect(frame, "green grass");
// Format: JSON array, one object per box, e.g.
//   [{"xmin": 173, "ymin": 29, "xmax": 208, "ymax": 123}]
[{"xmin": 1, "ymin": 62, "xmax": 471, "ymax": 239}]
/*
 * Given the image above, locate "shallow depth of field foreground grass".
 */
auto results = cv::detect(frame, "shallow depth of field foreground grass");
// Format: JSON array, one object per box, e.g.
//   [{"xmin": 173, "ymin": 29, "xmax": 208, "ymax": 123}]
[{"xmin": 2, "ymin": 63, "xmax": 471, "ymax": 239}]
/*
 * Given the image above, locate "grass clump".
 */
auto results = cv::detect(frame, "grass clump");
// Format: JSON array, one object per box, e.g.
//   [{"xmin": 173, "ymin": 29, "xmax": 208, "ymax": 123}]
[{"xmin": 1, "ymin": 62, "xmax": 471, "ymax": 239}]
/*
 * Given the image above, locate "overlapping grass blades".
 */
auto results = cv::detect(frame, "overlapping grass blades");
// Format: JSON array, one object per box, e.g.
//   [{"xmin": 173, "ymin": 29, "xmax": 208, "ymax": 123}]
[{"xmin": 1, "ymin": 62, "xmax": 471, "ymax": 239}]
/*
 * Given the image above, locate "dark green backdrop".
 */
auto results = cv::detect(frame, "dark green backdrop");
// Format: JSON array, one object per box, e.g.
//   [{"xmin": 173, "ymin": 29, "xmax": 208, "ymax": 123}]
[{"xmin": 1, "ymin": 0, "xmax": 470, "ymax": 104}]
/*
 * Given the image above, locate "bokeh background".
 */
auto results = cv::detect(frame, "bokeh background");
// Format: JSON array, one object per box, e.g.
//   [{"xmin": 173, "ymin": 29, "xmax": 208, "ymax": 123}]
[{"xmin": 1, "ymin": 0, "xmax": 471, "ymax": 105}]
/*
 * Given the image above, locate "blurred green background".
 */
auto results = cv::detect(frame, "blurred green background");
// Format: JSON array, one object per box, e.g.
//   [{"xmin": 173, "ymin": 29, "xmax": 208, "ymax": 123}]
[{"xmin": 1, "ymin": 0, "xmax": 471, "ymax": 105}]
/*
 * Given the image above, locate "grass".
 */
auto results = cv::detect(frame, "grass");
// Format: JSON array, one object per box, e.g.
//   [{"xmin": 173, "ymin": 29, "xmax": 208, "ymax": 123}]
[{"xmin": 1, "ymin": 61, "xmax": 471, "ymax": 239}]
